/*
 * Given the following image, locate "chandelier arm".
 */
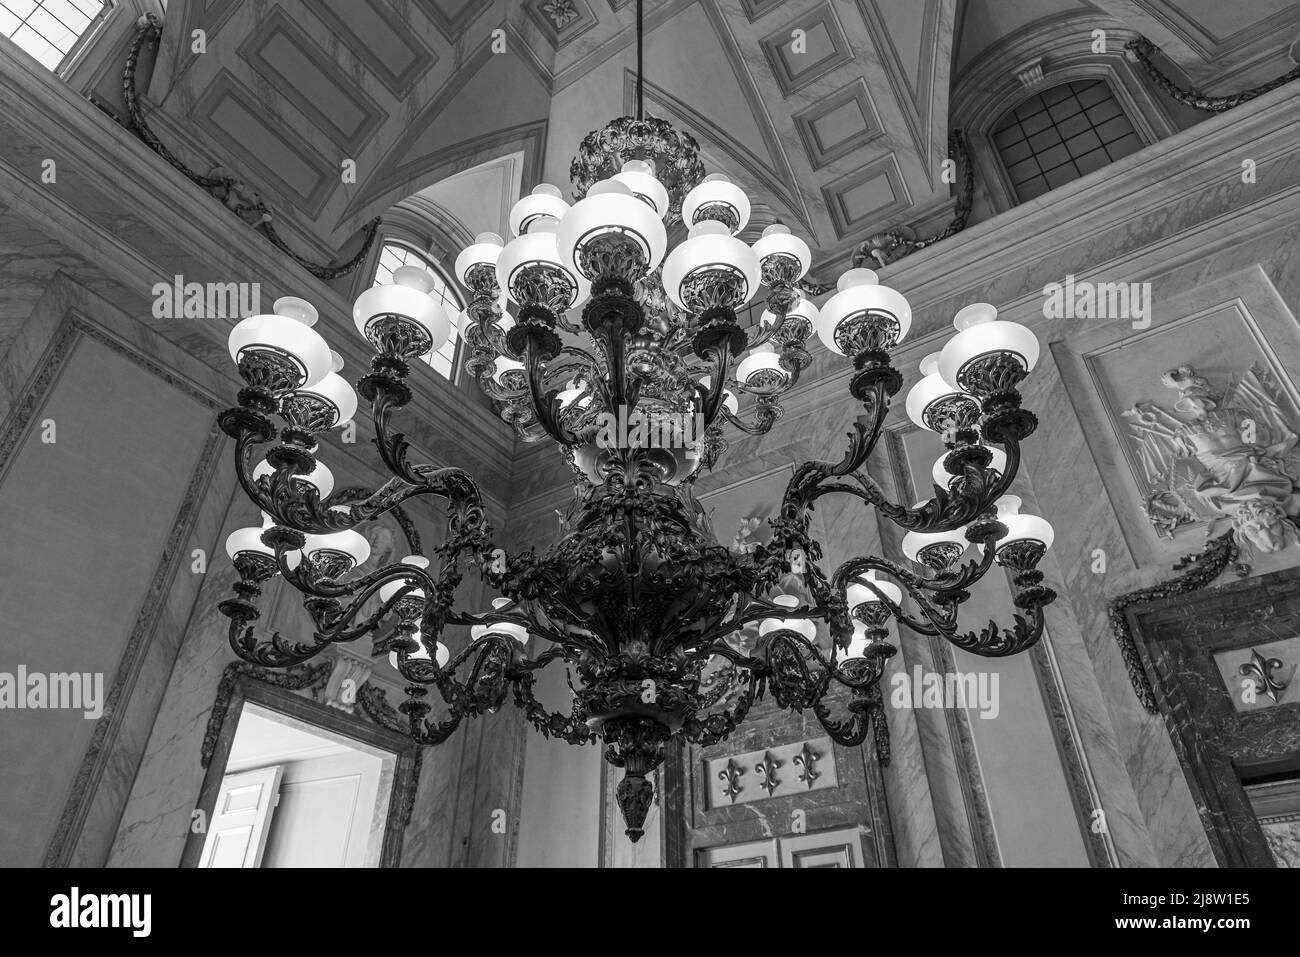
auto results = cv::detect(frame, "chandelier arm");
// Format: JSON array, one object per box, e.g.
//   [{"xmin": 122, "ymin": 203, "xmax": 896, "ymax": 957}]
[
  {"xmin": 680, "ymin": 677, "xmax": 759, "ymax": 747},
  {"xmin": 945, "ymin": 606, "xmax": 1049, "ymax": 657},
  {"xmin": 225, "ymin": 615, "xmax": 330, "ymax": 668},
  {"xmin": 698, "ymin": 344, "xmax": 736, "ymax": 433},
  {"xmin": 513, "ymin": 669, "xmax": 598, "ymax": 745},
  {"xmin": 716, "ymin": 397, "xmax": 780, "ymax": 436},
  {"xmin": 521, "ymin": 339, "xmax": 580, "ymax": 445}
]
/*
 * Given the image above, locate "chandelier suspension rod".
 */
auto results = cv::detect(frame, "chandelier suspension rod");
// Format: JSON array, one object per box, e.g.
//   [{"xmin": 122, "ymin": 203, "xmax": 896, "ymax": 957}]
[{"xmin": 636, "ymin": 0, "xmax": 645, "ymax": 120}]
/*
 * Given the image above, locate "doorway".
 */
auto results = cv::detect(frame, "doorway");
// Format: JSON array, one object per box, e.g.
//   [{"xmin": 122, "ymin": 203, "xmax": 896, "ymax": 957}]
[{"xmin": 182, "ymin": 670, "xmax": 420, "ymax": 868}]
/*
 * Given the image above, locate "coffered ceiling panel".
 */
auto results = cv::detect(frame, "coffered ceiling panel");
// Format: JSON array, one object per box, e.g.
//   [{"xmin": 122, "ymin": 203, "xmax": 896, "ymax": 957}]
[{"xmin": 138, "ymin": 0, "xmax": 1297, "ymax": 275}]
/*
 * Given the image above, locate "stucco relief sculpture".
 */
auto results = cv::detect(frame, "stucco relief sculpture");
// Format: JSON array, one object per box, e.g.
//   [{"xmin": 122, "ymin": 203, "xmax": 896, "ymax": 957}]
[{"xmin": 1122, "ymin": 363, "xmax": 1300, "ymax": 553}]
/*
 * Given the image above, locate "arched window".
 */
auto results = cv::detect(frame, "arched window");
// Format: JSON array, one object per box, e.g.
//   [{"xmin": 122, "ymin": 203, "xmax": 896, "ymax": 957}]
[
  {"xmin": 992, "ymin": 80, "xmax": 1143, "ymax": 202},
  {"xmin": 372, "ymin": 242, "xmax": 463, "ymax": 381},
  {"xmin": 1, "ymin": 0, "xmax": 110, "ymax": 71}
]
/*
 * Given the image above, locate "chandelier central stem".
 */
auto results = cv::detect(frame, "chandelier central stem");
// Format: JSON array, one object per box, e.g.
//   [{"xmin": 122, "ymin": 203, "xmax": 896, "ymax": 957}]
[{"xmin": 636, "ymin": 0, "xmax": 645, "ymax": 120}]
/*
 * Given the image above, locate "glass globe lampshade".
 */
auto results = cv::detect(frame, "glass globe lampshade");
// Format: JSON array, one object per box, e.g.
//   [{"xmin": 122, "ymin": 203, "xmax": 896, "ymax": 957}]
[
  {"xmin": 700, "ymin": 375, "xmax": 739, "ymax": 415},
  {"xmin": 612, "ymin": 160, "xmax": 670, "ymax": 219},
  {"xmin": 845, "ymin": 570, "xmax": 902, "ymax": 613},
  {"xmin": 286, "ymin": 369, "xmax": 358, "ymax": 431},
  {"xmin": 905, "ymin": 353, "xmax": 970, "ymax": 432},
  {"xmin": 496, "ymin": 219, "xmax": 588, "ymax": 311},
  {"xmin": 901, "ymin": 497, "xmax": 970, "ymax": 562},
  {"xmin": 225, "ymin": 524, "xmax": 274, "ymax": 560},
  {"xmin": 660, "ymin": 220, "xmax": 761, "ymax": 311},
  {"xmin": 842, "ymin": 620, "xmax": 872, "ymax": 660},
  {"xmin": 492, "ymin": 355, "xmax": 525, "ymax": 385},
  {"xmin": 301, "ymin": 529, "xmax": 371, "ymax": 569},
  {"xmin": 453, "ymin": 232, "xmax": 505, "ymax": 288},
  {"xmin": 352, "ymin": 265, "xmax": 452, "ymax": 358},
  {"xmin": 758, "ymin": 594, "xmax": 817, "ymax": 639},
  {"xmin": 557, "ymin": 179, "xmax": 668, "ymax": 280},
  {"xmin": 471, "ymin": 597, "xmax": 529, "ymax": 644},
  {"xmin": 931, "ymin": 446, "xmax": 1007, "ymax": 488},
  {"xmin": 735, "ymin": 342, "xmax": 789, "ymax": 389},
  {"xmin": 682, "ymin": 173, "xmax": 751, "ymax": 234},
  {"xmin": 759, "ymin": 296, "xmax": 819, "ymax": 333},
  {"xmin": 815, "ymin": 268, "xmax": 912, "ymax": 356},
  {"xmin": 228, "ymin": 296, "xmax": 333, "ymax": 390},
  {"xmin": 253, "ymin": 457, "xmax": 335, "ymax": 499},
  {"xmin": 388, "ymin": 632, "xmax": 450, "ymax": 670},
  {"xmin": 751, "ymin": 224, "xmax": 811, "ymax": 280},
  {"xmin": 378, "ymin": 555, "xmax": 430, "ymax": 604},
  {"xmin": 509, "ymin": 184, "xmax": 570, "ymax": 237},
  {"xmin": 978, "ymin": 495, "xmax": 1054, "ymax": 553},
  {"xmin": 937, "ymin": 303, "xmax": 1040, "ymax": 394}
]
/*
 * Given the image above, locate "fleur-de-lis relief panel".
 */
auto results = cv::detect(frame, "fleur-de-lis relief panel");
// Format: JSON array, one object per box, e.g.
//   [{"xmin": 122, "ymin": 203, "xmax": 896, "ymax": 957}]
[
  {"xmin": 793, "ymin": 741, "xmax": 821, "ymax": 789},
  {"xmin": 718, "ymin": 758, "xmax": 745, "ymax": 803},
  {"xmin": 754, "ymin": 751, "xmax": 782, "ymax": 796},
  {"xmin": 1239, "ymin": 648, "xmax": 1290, "ymax": 703},
  {"xmin": 706, "ymin": 738, "xmax": 838, "ymax": 808}
]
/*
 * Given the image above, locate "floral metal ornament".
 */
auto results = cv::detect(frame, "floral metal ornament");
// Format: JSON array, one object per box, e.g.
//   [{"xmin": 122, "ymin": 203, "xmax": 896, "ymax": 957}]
[
  {"xmin": 718, "ymin": 758, "xmax": 745, "ymax": 803},
  {"xmin": 754, "ymin": 751, "xmax": 782, "ymax": 796},
  {"xmin": 1239, "ymin": 648, "xmax": 1290, "ymax": 703}
]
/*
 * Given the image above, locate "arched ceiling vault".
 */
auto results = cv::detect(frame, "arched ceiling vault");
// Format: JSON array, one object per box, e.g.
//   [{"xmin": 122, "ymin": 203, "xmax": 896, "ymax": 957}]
[{"xmin": 141, "ymin": 1, "xmax": 1300, "ymax": 277}]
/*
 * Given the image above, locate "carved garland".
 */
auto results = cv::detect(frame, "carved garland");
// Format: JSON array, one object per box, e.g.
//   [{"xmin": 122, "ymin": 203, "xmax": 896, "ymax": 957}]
[
  {"xmin": 1108, "ymin": 531, "xmax": 1239, "ymax": 713},
  {"xmin": 1125, "ymin": 36, "xmax": 1300, "ymax": 113},
  {"xmin": 122, "ymin": 15, "xmax": 381, "ymax": 280},
  {"xmin": 847, "ymin": 129, "xmax": 975, "ymax": 274}
]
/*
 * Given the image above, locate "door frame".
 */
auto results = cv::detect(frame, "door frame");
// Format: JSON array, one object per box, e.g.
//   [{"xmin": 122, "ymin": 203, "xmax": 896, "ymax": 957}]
[{"xmin": 181, "ymin": 669, "xmax": 421, "ymax": 868}]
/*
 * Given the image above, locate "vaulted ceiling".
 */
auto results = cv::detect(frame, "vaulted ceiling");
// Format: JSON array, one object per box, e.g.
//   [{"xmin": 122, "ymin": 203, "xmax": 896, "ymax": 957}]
[{"xmin": 142, "ymin": 0, "xmax": 1300, "ymax": 278}]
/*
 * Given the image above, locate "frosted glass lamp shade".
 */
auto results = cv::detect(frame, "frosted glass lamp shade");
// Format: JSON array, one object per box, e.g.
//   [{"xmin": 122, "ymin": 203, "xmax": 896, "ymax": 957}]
[
  {"xmin": 352, "ymin": 268, "xmax": 452, "ymax": 354},
  {"xmin": 938, "ymin": 303, "xmax": 1039, "ymax": 392},
  {"xmin": 842, "ymin": 621, "xmax": 871, "ymax": 660},
  {"xmin": 389, "ymin": 634, "xmax": 449, "ymax": 670},
  {"xmin": 471, "ymin": 597, "xmax": 529, "ymax": 644},
  {"xmin": 815, "ymin": 268, "xmax": 912, "ymax": 355},
  {"xmin": 758, "ymin": 594, "xmax": 817, "ymax": 639},
  {"xmin": 752, "ymin": 224, "xmax": 811, "ymax": 280},
  {"xmin": 558, "ymin": 180, "xmax": 668, "ymax": 278},
  {"xmin": 846, "ymin": 570, "xmax": 902, "ymax": 611},
  {"xmin": 612, "ymin": 160, "xmax": 670, "ymax": 218},
  {"xmin": 660, "ymin": 221, "xmax": 761, "ymax": 311},
  {"xmin": 735, "ymin": 343, "xmax": 788, "ymax": 388},
  {"xmin": 509, "ymin": 184, "xmax": 569, "ymax": 236},
  {"xmin": 228, "ymin": 301, "xmax": 333, "ymax": 390},
  {"xmin": 902, "ymin": 527, "xmax": 969, "ymax": 563},
  {"xmin": 225, "ymin": 525, "xmax": 274, "ymax": 560},
  {"xmin": 253, "ymin": 458, "xmax": 335, "ymax": 499},
  {"xmin": 302, "ymin": 529, "xmax": 371, "ymax": 568},
  {"xmin": 496, "ymin": 222, "xmax": 585, "ymax": 310},
  {"xmin": 291, "ymin": 372, "xmax": 358, "ymax": 430},
  {"xmin": 931, "ymin": 447, "xmax": 1007, "ymax": 488},
  {"xmin": 905, "ymin": 353, "xmax": 966, "ymax": 431},
  {"xmin": 378, "ymin": 556, "xmax": 430, "ymax": 604},
  {"xmin": 683, "ymin": 174, "xmax": 751, "ymax": 234},
  {"xmin": 454, "ymin": 233, "xmax": 504, "ymax": 287},
  {"xmin": 979, "ymin": 495, "xmax": 1054, "ymax": 553},
  {"xmin": 492, "ymin": 355, "xmax": 525, "ymax": 384},
  {"xmin": 700, "ymin": 376, "xmax": 739, "ymax": 415},
  {"xmin": 759, "ymin": 296, "xmax": 819, "ymax": 332}
]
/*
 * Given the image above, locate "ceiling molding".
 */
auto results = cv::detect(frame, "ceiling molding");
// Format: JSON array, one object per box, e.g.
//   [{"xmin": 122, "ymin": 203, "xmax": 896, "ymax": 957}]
[
  {"xmin": 854, "ymin": 0, "xmax": 946, "ymax": 185},
  {"xmin": 309, "ymin": 0, "xmax": 439, "ymax": 98},
  {"xmin": 236, "ymin": 7, "xmax": 389, "ymax": 156}
]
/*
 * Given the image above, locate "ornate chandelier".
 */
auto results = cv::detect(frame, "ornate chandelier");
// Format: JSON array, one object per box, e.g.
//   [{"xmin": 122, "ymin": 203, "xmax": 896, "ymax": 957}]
[{"xmin": 216, "ymin": 17, "xmax": 1057, "ymax": 844}]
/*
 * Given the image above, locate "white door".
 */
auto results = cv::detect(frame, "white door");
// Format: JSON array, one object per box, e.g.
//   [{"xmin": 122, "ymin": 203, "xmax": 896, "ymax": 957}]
[
  {"xmin": 260, "ymin": 750, "xmax": 383, "ymax": 867},
  {"xmin": 199, "ymin": 765, "xmax": 283, "ymax": 868}
]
